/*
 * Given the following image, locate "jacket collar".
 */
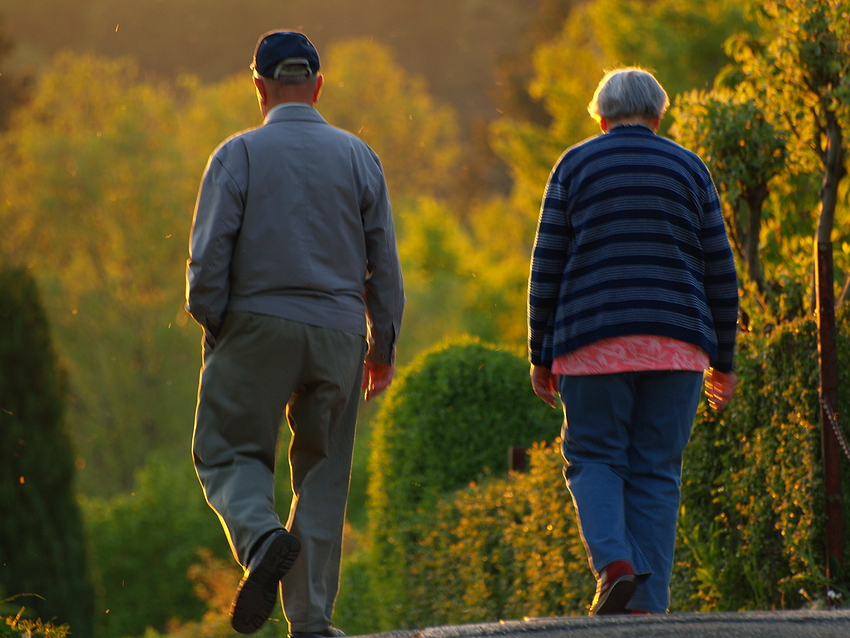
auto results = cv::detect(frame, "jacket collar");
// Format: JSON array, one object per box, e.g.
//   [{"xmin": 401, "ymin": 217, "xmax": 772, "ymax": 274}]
[{"xmin": 264, "ymin": 103, "xmax": 327, "ymax": 125}]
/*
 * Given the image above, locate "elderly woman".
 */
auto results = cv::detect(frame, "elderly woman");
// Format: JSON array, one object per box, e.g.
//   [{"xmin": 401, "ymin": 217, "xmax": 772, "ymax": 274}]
[{"xmin": 528, "ymin": 68, "xmax": 739, "ymax": 615}]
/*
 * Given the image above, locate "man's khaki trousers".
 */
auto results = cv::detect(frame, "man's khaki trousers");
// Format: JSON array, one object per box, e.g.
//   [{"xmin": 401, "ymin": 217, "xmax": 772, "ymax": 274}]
[{"xmin": 192, "ymin": 311, "xmax": 366, "ymax": 634}]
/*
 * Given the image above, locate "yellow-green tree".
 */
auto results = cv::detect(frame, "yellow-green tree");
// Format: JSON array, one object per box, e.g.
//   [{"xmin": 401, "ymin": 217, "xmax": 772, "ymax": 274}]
[
  {"xmin": 672, "ymin": 91, "xmax": 792, "ymax": 322},
  {"xmin": 318, "ymin": 39, "xmax": 462, "ymax": 205},
  {"xmin": 492, "ymin": 0, "xmax": 755, "ymax": 216},
  {"xmin": 0, "ymin": 52, "xmax": 200, "ymax": 495},
  {"xmin": 671, "ymin": 0, "xmax": 850, "ymax": 326}
]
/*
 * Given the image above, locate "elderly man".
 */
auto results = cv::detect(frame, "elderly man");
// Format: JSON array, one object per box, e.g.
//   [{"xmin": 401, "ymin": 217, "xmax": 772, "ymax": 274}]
[
  {"xmin": 528, "ymin": 67, "xmax": 738, "ymax": 615},
  {"xmin": 186, "ymin": 30, "xmax": 404, "ymax": 636}
]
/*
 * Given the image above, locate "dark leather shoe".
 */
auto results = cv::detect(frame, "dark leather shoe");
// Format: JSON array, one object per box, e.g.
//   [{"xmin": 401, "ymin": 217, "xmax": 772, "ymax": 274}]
[
  {"xmin": 290, "ymin": 627, "xmax": 345, "ymax": 638},
  {"xmin": 589, "ymin": 560, "xmax": 636, "ymax": 615},
  {"xmin": 231, "ymin": 529, "xmax": 301, "ymax": 634}
]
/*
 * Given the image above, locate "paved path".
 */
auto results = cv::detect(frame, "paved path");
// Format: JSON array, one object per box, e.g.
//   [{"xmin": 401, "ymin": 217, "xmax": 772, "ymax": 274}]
[{"xmin": 367, "ymin": 610, "xmax": 850, "ymax": 638}]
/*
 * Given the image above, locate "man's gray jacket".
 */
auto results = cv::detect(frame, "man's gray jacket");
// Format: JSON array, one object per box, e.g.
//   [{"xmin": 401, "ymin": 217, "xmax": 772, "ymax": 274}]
[{"xmin": 186, "ymin": 104, "xmax": 404, "ymax": 364}]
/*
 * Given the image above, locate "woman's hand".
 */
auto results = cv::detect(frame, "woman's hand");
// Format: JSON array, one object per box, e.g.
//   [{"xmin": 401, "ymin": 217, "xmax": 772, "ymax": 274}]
[
  {"xmin": 531, "ymin": 365, "xmax": 559, "ymax": 408},
  {"xmin": 705, "ymin": 368, "xmax": 737, "ymax": 412}
]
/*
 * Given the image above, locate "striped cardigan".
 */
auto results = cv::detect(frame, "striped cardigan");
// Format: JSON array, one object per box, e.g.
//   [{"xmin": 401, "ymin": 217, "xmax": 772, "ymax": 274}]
[{"xmin": 528, "ymin": 125, "xmax": 739, "ymax": 373}]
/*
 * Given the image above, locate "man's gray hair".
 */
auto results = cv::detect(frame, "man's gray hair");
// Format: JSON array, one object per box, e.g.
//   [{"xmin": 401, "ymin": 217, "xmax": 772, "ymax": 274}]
[
  {"xmin": 587, "ymin": 67, "xmax": 669, "ymax": 123},
  {"xmin": 273, "ymin": 72, "xmax": 319, "ymax": 87}
]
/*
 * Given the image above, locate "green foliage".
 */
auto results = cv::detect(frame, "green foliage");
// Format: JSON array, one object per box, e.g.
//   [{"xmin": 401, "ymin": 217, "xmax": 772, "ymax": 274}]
[
  {"xmin": 722, "ymin": 0, "xmax": 850, "ymax": 255},
  {"xmin": 591, "ymin": 0, "xmax": 755, "ymax": 100},
  {"xmin": 671, "ymin": 89, "xmax": 791, "ymax": 320},
  {"xmin": 398, "ymin": 442, "xmax": 593, "ymax": 626},
  {"xmin": 673, "ymin": 314, "xmax": 850, "ymax": 610},
  {"xmin": 0, "ymin": 266, "xmax": 95, "ymax": 636},
  {"xmin": 333, "ymin": 533, "xmax": 382, "ymax": 636},
  {"xmin": 393, "ymin": 196, "xmax": 532, "ymax": 353},
  {"xmin": 319, "ymin": 39, "xmax": 461, "ymax": 204},
  {"xmin": 81, "ymin": 457, "xmax": 232, "ymax": 638},
  {"xmin": 365, "ymin": 338, "xmax": 562, "ymax": 629}
]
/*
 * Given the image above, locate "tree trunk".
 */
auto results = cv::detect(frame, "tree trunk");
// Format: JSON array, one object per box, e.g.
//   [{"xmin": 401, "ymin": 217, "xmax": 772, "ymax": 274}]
[{"xmin": 815, "ymin": 110, "xmax": 846, "ymax": 586}]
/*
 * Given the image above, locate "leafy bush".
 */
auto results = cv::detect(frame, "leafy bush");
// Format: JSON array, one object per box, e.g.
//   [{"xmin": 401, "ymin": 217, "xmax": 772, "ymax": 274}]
[
  {"xmin": 364, "ymin": 337, "xmax": 562, "ymax": 630},
  {"xmin": 404, "ymin": 441, "xmax": 593, "ymax": 625},
  {"xmin": 675, "ymin": 311, "xmax": 850, "ymax": 610},
  {"xmin": 82, "ymin": 457, "xmax": 233, "ymax": 638}
]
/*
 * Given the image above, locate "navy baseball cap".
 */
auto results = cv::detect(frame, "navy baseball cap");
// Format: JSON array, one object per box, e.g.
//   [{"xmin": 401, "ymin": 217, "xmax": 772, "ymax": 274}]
[{"xmin": 252, "ymin": 31, "xmax": 320, "ymax": 79}]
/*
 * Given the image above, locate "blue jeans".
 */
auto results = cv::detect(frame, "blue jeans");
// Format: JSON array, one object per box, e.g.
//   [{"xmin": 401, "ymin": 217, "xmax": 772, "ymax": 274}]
[{"xmin": 558, "ymin": 370, "xmax": 703, "ymax": 613}]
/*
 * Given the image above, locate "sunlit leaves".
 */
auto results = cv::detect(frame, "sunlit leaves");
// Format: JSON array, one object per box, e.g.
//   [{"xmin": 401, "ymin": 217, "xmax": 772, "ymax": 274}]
[
  {"xmin": 670, "ymin": 0, "xmax": 850, "ymax": 323},
  {"xmin": 672, "ymin": 89, "xmax": 790, "ymax": 317},
  {"xmin": 318, "ymin": 39, "xmax": 462, "ymax": 204},
  {"xmin": 490, "ymin": 0, "xmax": 753, "ymax": 244},
  {"xmin": 1, "ymin": 52, "xmax": 188, "ymax": 305},
  {"xmin": 366, "ymin": 339, "xmax": 563, "ymax": 629},
  {"xmin": 591, "ymin": 0, "xmax": 755, "ymax": 99},
  {"xmin": 175, "ymin": 73, "xmax": 258, "ymax": 178}
]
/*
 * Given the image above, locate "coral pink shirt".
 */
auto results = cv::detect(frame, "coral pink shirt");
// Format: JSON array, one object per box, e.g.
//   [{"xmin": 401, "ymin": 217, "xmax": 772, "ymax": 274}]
[{"xmin": 552, "ymin": 335, "xmax": 709, "ymax": 375}]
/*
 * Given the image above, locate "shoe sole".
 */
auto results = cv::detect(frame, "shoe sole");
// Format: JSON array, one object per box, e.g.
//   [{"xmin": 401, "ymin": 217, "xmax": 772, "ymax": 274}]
[
  {"xmin": 591, "ymin": 575, "xmax": 637, "ymax": 615},
  {"xmin": 231, "ymin": 532, "xmax": 301, "ymax": 634}
]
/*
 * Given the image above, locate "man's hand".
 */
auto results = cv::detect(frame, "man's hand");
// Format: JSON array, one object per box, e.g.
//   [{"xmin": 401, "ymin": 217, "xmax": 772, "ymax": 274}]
[
  {"xmin": 531, "ymin": 364, "xmax": 559, "ymax": 408},
  {"xmin": 705, "ymin": 368, "xmax": 737, "ymax": 412},
  {"xmin": 362, "ymin": 361, "xmax": 395, "ymax": 401}
]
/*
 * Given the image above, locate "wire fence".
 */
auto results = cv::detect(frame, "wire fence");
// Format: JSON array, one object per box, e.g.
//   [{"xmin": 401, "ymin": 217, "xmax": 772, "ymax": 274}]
[{"xmin": 821, "ymin": 396, "xmax": 850, "ymax": 463}]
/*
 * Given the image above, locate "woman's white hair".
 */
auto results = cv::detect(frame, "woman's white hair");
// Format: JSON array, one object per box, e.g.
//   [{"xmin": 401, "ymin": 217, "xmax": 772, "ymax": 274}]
[{"xmin": 587, "ymin": 67, "xmax": 669, "ymax": 123}]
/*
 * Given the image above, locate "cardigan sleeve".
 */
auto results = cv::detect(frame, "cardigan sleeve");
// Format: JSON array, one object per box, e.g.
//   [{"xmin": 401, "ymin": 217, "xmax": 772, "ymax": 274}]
[
  {"xmin": 528, "ymin": 160, "xmax": 571, "ymax": 367},
  {"xmin": 699, "ymin": 176, "xmax": 739, "ymax": 372}
]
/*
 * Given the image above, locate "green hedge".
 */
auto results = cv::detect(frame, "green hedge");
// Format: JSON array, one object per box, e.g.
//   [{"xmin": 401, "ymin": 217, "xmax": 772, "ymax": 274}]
[
  {"xmin": 675, "ymin": 312, "xmax": 850, "ymax": 610},
  {"xmin": 363, "ymin": 337, "xmax": 563, "ymax": 630},
  {"xmin": 406, "ymin": 441, "xmax": 592, "ymax": 624},
  {"xmin": 354, "ymin": 315, "xmax": 850, "ymax": 630}
]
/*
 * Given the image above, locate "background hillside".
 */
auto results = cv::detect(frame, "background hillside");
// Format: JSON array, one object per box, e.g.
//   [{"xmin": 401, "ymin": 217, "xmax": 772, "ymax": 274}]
[{"xmin": 3, "ymin": 0, "xmax": 571, "ymax": 128}]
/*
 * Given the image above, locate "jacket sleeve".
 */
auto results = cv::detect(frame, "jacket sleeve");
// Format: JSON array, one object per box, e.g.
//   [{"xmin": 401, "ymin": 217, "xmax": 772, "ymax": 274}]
[
  {"xmin": 185, "ymin": 143, "xmax": 247, "ymax": 351},
  {"xmin": 360, "ymin": 151, "xmax": 405, "ymax": 365}
]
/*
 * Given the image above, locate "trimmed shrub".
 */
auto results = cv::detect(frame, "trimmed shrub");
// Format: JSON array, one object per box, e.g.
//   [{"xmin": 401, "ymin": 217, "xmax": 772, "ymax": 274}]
[
  {"xmin": 365, "ymin": 337, "xmax": 563, "ymax": 630},
  {"xmin": 406, "ymin": 441, "xmax": 593, "ymax": 625},
  {"xmin": 0, "ymin": 266, "xmax": 95, "ymax": 636}
]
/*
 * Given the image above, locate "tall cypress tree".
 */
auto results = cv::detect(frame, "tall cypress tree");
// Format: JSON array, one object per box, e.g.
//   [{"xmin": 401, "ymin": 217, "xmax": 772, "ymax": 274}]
[{"xmin": 0, "ymin": 266, "xmax": 94, "ymax": 635}]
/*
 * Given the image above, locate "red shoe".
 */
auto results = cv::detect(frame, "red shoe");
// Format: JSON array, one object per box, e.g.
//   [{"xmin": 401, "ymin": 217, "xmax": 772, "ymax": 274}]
[{"xmin": 589, "ymin": 560, "xmax": 636, "ymax": 615}]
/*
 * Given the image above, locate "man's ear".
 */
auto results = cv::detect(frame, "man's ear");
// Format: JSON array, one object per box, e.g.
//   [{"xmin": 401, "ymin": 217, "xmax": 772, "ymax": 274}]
[
  {"xmin": 253, "ymin": 76, "xmax": 268, "ymax": 106},
  {"xmin": 312, "ymin": 74, "xmax": 324, "ymax": 104}
]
